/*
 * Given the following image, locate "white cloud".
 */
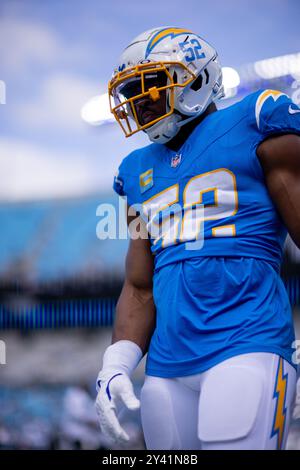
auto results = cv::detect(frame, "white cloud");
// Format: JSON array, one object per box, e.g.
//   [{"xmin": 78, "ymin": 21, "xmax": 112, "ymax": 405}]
[
  {"xmin": 0, "ymin": 17, "xmax": 94, "ymax": 73},
  {"xmin": 0, "ymin": 124, "xmax": 149, "ymax": 201},
  {"xmin": 14, "ymin": 73, "xmax": 103, "ymax": 132},
  {"xmin": 0, "ymin": 138, "xmax": 100, "ymax": 201},
  {"xmin": 0, "ymin": 18, "xmax": 61, "ymax": 72},
  {"xmin": 0, "ymin": 17, "xmax": 112, "ymax": 134}
]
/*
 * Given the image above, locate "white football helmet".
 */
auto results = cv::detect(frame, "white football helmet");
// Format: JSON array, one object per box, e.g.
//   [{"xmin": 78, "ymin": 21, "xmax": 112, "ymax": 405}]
[{"xmin": 109, "ymin": 26, "xmax": 224, "ymax": 144}]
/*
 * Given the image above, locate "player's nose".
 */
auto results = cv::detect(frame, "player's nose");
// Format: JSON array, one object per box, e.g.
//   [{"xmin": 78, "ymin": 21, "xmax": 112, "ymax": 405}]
[{"xmin": 135, "ymin": 96, "xmax": 152, "ymax": 109}]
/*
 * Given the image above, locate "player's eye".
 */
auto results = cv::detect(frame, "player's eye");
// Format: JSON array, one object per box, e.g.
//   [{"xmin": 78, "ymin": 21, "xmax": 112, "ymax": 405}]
[
  {"xmin": 119, "ymin": 79, "xmax": 142, "ymax": 99},
  {"xmin": 119, "ymin": 72, "xmax": 167, "ymax": 100}
]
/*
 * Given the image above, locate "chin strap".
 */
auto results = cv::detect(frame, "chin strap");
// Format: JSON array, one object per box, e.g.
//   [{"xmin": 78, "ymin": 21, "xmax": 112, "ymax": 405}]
[
  {"xmin": 145, "ymin": 106, "xmax": 209, "ymax": 144},
  {"xmin": 146, "ymin": 113, "xmax": 182, "ymax": 144}
]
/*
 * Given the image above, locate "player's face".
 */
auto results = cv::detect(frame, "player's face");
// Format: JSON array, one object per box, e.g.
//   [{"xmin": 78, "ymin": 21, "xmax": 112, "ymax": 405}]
[
  {"xmin": 119, "ymin": 71, "xmax": 167, "ymax": 127},
  {"xmin": 134, "ymin": 90, "xmax": 166, "ymax": 126}
]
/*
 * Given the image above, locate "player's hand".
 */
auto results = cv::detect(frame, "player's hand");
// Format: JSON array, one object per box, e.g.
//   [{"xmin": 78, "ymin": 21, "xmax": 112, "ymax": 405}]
[{"xmin": 95, "ymin": 370, "xmax": 140, "ymax": 443}]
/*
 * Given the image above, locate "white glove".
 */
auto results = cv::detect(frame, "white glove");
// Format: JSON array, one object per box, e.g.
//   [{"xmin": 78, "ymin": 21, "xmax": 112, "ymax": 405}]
[{"xmin": 95, "ymin": 340, "xmax": 143, "ymax": 444}]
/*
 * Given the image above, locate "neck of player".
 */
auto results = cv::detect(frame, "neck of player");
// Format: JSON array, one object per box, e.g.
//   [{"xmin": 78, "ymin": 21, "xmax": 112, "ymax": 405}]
[{"xmin": 165, "ymin": 103, "xmax": 217, "ymax": 152}]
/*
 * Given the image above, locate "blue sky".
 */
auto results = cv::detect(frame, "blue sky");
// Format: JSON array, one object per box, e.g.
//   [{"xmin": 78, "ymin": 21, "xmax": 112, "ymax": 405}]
[{"xmin": 0, "ymin": 0, "xmax": 300, "ymax": 200}]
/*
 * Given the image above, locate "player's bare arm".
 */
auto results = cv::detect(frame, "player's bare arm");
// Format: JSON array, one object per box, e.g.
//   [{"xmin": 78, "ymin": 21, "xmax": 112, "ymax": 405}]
[
  {"xmin": 257, "ymin": 134, "xmax": 300, "ymax": 248},
  {"xmin": 95, "ymin": 211, "xmax": 155, "ymax": 443},
  {"xmin": 112, "ymin": 211, "xmax": 156, "ymax": 353}
]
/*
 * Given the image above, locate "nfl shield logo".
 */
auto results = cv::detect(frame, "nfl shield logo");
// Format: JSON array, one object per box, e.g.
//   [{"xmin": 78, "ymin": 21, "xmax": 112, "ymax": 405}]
[{"xmin": 171, "ymin": 153, "xmax": 182, "ymax": 168}]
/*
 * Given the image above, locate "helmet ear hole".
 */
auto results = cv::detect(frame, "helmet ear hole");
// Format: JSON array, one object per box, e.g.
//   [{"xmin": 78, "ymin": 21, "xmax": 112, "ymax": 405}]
[
  {"xmin": 204, "ymin": 68, "xmax": 210, "ymax": 84},
  {"xmin": 191, "ymin": 68, "xmax": 210, "ymax": 91},
  {"xmin": 191, "ymin": 73, "xmax": 203, "ymax": 91}
]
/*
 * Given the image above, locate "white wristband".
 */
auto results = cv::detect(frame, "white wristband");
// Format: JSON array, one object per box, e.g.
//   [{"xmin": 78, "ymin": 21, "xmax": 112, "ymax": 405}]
[{"xmin": 102, "ymin": 340, "xmax": 143, "ymax": 377}]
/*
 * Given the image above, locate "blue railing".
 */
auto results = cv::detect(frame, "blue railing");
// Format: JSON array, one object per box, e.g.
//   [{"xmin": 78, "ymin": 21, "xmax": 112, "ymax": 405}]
[
  {"xmin": 0, "ymin": 298, "xmax": 116, "ymax": 329},
  {"xmin": 0, "ymin": 277, "xmax": 298, "ymax": 330}
]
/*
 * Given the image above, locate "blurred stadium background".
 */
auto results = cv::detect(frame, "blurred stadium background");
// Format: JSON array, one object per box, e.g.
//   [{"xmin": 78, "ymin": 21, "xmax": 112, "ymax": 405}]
[{"xmin": 0, "ymin": 0, "xmax": 300, "ymax": 450}]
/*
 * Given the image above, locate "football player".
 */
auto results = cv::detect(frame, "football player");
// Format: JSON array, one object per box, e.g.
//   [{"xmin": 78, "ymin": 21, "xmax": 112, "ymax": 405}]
[{"xmin": 95, "ymin": 27, "xmax": 300, "ymax": 450}]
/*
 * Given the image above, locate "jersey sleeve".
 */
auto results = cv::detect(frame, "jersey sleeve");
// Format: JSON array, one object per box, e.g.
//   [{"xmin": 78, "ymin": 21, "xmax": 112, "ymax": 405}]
[
  {"xmin": 113, "ymin": 166, "xmax": 126, "ymax": 197},
  {"xmin": 112, "ymin": 151, "xmax": 139, "ymax": 207},
  {"xmin": 253, "ymin": 89, "xmax": 300, "ymax": 140}
]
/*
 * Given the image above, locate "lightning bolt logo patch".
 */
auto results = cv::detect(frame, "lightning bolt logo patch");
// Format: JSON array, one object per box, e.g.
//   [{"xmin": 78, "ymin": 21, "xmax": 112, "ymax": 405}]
[
  {"xmin": 255, "ymin": 89, "xmax": 286, "ymax": 129},
  {"xmin": 145, "ymin": 27, "xmax": 192, "ymax": 58},
  {"xmin": 271, "ymin": 357, "xmax": 288, "ymax": 450}
]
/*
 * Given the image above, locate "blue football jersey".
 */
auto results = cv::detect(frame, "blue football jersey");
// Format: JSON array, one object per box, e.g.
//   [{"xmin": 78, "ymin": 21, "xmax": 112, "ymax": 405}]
[{"xmin": 113, "ymin": 89, "xmax": 300, "ymax": 377}]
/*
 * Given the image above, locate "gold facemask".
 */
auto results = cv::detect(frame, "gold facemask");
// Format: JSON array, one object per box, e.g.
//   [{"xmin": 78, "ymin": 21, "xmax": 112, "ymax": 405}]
[{"xmin": 108, "ymin": 61, "xmax": 196, "ymax": 138}]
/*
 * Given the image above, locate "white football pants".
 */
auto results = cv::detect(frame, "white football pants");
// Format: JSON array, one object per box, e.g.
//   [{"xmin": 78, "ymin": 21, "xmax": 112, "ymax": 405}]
[{"xmin": 140, "ymin": 353, "xmax": 297, "ymax": 450}]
